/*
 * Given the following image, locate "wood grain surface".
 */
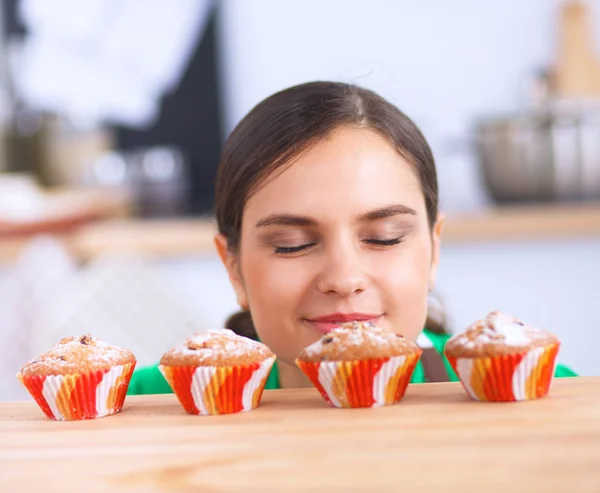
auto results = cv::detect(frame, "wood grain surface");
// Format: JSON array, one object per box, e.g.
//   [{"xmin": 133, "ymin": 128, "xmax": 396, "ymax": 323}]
[{"xmin": 1, "ymin": 377, "xmax": 599, "ymax": 492}]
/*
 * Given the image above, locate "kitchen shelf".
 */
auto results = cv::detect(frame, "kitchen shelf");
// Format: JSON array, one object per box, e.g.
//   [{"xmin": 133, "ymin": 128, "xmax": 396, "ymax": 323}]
[
  {"xmin": 1, "ymin": 202, "xmax": 600, "ymax": 264},
  {"xmin": 440, "ymin": 201, "xmax": 600, "ymax": 244}
]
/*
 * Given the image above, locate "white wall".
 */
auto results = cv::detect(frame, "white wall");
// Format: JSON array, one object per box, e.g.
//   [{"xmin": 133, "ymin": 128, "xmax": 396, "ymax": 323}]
[
  {"xmin": 217, "ymin": 0, "xmax": 600, "ymax": 212},
  {"xmin": 436, "ymin": 238, "xmax": 600, "ymax": 376}
]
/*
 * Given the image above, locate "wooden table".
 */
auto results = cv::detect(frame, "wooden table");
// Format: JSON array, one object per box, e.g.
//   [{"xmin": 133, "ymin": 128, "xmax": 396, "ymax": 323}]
[{"xmin": 1, "ymin": 378, "xmax": 599, "ymax": 493}]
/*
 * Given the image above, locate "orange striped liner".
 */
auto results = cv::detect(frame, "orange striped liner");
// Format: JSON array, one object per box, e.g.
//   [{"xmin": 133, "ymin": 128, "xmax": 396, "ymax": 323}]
[
  {"xmin": 296, "ymin": 351, "xmax": 421, "ymax": 408},
  {"xmin": 446, "ymin": 343, "xmax": 560, "ymax": 402},
  {"xmin": 17, "ymin": 362, "xmax": 136, "ymax": 420},
  {"xmin": 160, "ymin": 357, "xmax": 275, "ymax": 415}
]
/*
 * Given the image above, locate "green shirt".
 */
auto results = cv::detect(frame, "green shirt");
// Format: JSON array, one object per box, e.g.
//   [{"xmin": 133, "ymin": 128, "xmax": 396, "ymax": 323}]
[{"xmin": 127, "ymin": 329, "xmax": 577, "ymax": 395}]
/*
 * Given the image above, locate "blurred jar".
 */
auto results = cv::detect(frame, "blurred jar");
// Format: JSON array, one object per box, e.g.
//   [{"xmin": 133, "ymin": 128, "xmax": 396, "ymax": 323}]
[
  {"xmin": 86, "ymin": 146, "xmax": 190, "ymax": 218},
  {"xmin": 131, "ymin": 147, "xmax": 190, "ymax": 217}
]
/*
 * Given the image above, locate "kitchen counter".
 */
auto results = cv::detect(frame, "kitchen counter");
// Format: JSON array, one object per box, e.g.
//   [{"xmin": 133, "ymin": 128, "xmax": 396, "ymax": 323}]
[
  {"xmin": 2, "ymin": 202, "xmax": 600, "ymax": 263},
  {"xmin": 1, "ymin": 377, "xmax": 598, "ymax": 492}
]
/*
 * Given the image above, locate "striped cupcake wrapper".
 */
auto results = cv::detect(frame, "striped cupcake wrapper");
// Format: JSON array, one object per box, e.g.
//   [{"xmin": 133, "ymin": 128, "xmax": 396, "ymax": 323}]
[
  {"xmin": 296, "ymin": 352, "xmax": 421, "ymax": 408},
  {"xmin": 159, "ymin": 357, "xmax": 275, "ymax": 415},
  {"xmin": 446, "ymin": 343, "xmax": 560, "ymax": 402},
  {"xmin": 17, "ymin": 362, "xmax": 136, "ymax": 420}
]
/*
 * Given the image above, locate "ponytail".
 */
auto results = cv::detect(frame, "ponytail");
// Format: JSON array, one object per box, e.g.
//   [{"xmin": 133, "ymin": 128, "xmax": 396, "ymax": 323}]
[
  {"xmin": 224, "ymin": 310, "xmax": 260, "ymax": 341},
  {"xmin": 425, "ymin": 290, "xmax": 450, "ymax": 335}
]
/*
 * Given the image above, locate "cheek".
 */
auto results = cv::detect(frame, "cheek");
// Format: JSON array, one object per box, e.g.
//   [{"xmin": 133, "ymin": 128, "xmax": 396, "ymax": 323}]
[
  {"xmin": 376, "ymin": 237, "xmax": 432, "ymax": 338},
  {"xmin": 377, "ymin": 235, "xmax": 432, "ymax": 287},
  {"xmin": 239, "ymin": 249, "xmax": 312, "ymax": 350},
  {"xmin": 243, "ymin": 252, "xmax": 310, "ymax": 308}
]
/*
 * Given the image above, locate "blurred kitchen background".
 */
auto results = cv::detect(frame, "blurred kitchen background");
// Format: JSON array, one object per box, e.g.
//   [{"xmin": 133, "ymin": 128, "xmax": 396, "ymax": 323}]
[{"xmin": 1, "ymin": 0, "xmax": 599, "ymax": 400}]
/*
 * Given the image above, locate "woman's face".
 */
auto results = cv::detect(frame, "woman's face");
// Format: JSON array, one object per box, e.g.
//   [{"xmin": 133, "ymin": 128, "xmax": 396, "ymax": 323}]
[{"xmin": 217, "ymin": 127, "xmax": 442, "ymax": 364}]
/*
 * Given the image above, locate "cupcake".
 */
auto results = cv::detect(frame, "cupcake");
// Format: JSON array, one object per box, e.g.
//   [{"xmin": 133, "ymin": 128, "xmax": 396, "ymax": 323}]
[
  {"xmin": 17, "ymin": 335, "xmax": 136, "ymax": 420},
  {"xmin": 159, "ymin": 329, "xmax": 275, "ymax": 415},
  {"xmin": 444, "ymin": 311, "xmax": 560, "ymax": 402},
  {"xmin": 296, "ymin": 322, "xmax": 422, "ymax": 408}
]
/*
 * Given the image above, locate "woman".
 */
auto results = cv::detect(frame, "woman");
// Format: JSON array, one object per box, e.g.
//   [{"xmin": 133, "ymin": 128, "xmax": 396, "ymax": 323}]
[{"xmin": 128, "ymin": 81, "xmax": 575, "ymax": 394}]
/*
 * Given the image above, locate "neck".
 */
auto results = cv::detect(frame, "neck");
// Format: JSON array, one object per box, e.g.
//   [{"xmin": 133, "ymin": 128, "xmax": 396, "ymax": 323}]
[{"xmin": 277, "ymin": 359, "xmax": 312, "ymax": 389}]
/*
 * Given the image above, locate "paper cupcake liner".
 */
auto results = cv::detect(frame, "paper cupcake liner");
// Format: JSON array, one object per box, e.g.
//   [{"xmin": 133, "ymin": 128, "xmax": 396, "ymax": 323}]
[
  {"xmin": 296, "ymin": 352, "xmax": 421, "ymax": 408},
  {"xmin": 16, "ymin": 362, "xmax": 136, "ymax": 420},
  {"xmin": 160, "ymin": 357, "xmax": 275, "ymax": 415},
  {"xmin": 446, "ymin": 343, "xmax": 560, "ymax": 402}
]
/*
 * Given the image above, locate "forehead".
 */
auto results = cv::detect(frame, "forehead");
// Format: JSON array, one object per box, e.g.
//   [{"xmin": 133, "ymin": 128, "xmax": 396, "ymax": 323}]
[{"xmin": 244, "ymin": 127, "xmax": 426, "ymax": 222}]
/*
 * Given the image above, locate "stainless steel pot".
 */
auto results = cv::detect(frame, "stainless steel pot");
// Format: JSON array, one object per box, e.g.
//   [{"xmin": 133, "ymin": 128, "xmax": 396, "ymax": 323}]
[{"xmin": 475, "ymin": 100, "xmax": 600, "ymax": 203}]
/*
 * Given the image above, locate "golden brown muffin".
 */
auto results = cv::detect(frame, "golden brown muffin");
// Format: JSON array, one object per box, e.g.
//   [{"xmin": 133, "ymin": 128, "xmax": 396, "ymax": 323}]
[
  {"xmin": 296, "ymin": 322, "xmax": 422, "ymax": 408},
  {"xmin": 160, "ymin": 329, "xmax": 275, "ymax": 367},
  {"xmin": 444, "ymin": 311, "xmax": 561, "ymax": 402},
  {"xmin": 19, "ymin": 334, "xmax": 136, "ymax": 377},
  {"xmin": 297, "ymin": 321, "xmax": 420, "ymax": 362},
  {"xmin": 159, "ymin": 329, "xmax": 276, "ymax": 415},
  {"xmin": 444, "ymin": 311, "xmax": 560, "ymax": 358},
  {"xmin": 17, "ymin": 335, "xmax": 137, "ymax": 420}
]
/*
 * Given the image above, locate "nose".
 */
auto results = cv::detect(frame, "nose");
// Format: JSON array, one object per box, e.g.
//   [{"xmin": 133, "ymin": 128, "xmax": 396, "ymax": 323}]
[{"xmin": 316, "ymin": 240, "xmax": 369, "ymax": 298}]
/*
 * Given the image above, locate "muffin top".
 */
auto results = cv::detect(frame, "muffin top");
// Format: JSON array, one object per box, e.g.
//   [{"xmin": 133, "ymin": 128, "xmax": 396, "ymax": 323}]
[
  {"xmin": 19, "ymin": 335, "xmax": 136, "ymax": 377},
  {"xmin": 444, "ymin": 311, "xmax": 560, "ymax": 357},
  {"xmin": 160, "ymin": 329, "xmax": 275, "ymax": 367},
  {"xmin": 297, "ymin": 322, "xmax": 421, "ymax": 362}
]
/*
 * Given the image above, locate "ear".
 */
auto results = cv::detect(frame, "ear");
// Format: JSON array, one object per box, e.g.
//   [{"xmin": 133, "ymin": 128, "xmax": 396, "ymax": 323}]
[
  {"xmin": 428, "ymin": 213, "xmax": 444, "ymax": 290},
  {"xmin": 214, "ymin": 234, "xmax": 249, "ymax": 310}
]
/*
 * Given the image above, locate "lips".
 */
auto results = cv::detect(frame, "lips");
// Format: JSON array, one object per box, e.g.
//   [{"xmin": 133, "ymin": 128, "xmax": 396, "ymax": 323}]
[{"xmin": 304, "ymin": 313, "xmax": 381, "ymax": 335}]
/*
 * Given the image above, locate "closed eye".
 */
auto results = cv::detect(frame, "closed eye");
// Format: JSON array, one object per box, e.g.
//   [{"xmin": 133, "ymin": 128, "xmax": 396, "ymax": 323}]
[
  {"xmin": 274, "ymin": 242, "xmax": 317, "ymax": 255},
  {"xmin": 362, "ymin": 237, "xmax": 404, "ymax": 246},
  {"xmin": 274, "ymin": 237, "xmax": 404, "ymax": 254}
]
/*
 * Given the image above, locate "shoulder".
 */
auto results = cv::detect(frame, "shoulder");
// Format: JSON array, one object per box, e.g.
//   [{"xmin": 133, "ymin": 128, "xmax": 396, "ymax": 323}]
[
  {"xmin": 128, "ymin": 363, "xmax": 173, "ymax": 395},
  {"xmin": 420, "ymin": 330, "xmax": 457, "ymax": 382},
  {"xmin": 554, "ymin": 363, "xmax": 578, "ymax": 378},
  {"xmin": 419, "ymin": 329, "xmax": 450, "ymax": 352}
]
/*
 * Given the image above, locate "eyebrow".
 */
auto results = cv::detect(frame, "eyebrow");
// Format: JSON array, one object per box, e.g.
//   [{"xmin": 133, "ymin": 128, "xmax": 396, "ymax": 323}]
[
  {"xmin": 358, "ymin": 204, "xmax": 417, "ymax": 221},
  {"xmin": 255, "ymin": 204, "xmax": 417, "ymax": 229},
  {"xmin": 255, "ymin": 214, "xmax": 318, "ymax": 228}
]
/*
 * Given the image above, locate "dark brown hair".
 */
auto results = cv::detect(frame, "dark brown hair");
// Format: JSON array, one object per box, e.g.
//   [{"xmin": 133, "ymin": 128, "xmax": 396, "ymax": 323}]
[{"xmin": 215, "ymin": 81, "xmax": 445, "ymax": 338}]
